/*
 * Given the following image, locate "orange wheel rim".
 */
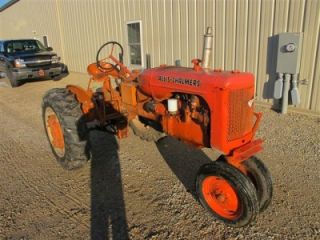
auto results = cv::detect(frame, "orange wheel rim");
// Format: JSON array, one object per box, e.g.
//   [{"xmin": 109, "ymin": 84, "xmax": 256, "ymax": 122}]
[
  {"xmin": 45, "ymin": 107, "xmax": 65, "ymax": 157},
  {"xmin": 202, "ymin": 176, "xmax": 241, "ymax": 220}
]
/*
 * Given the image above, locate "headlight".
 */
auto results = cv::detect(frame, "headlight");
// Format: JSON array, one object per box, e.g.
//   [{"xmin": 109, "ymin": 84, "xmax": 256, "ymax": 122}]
[
  {"xmin": 14, "ymin": 59, "xmax": 26, "ymax": 68},
  {"xmin": 51, "ymin": 56, "xmax": 61, "ymax": 64}
]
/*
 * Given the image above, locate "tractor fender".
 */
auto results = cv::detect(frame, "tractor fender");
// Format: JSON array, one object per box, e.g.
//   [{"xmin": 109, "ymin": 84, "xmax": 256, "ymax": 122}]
[{"xmin": 66, "ymin": 85, "xmax": 93, "ymax": 113}]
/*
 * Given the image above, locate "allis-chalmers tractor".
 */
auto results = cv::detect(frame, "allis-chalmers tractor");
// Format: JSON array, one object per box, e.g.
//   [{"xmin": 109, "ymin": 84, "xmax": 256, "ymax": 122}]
[{"xmin": 42, "ymin": 28, "xmax": 272, "ymax": 227}]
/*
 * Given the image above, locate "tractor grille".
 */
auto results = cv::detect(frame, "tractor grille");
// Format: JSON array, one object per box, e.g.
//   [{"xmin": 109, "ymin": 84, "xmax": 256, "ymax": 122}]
[{"xmin": 227, "ymin": 88, "xmax": 254, "ymax": 141}]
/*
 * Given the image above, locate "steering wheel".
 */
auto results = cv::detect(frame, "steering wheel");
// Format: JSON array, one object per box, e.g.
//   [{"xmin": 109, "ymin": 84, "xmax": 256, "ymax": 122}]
[{"xmin": 96, "ymin": 41, "xmax": 124, "ymax": 71}]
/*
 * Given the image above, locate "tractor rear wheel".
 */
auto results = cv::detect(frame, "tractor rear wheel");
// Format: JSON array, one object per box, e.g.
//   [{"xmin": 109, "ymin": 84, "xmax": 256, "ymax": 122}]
[
  {"xmin": 196, "ymin": 161, "xmax": 258, "ymax": 227},
  {"xmin": 42, "ymin": 88, "xmax": 90, "ymax": 170},
  {"xmin": 243, "ymin": 156, "xmax": 273, "ymax": 212}
]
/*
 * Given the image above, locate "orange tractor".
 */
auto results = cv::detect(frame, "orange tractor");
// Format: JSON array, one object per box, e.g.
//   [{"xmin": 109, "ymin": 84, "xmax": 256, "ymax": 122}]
[{"xmin": 42, "ymin": 28, "xmax": 272, "ymax": 227}]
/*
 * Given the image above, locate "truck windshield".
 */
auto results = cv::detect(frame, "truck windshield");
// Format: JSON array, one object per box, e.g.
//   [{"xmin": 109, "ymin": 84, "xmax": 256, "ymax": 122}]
[{"xmin": 5, "ymin": 40, "xmax": 47, "ymax": 54}]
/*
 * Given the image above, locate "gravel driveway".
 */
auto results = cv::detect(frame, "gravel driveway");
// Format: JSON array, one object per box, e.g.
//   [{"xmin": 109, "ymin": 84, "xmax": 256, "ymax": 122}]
[{"xmin": 0, "ymin": 73, "xmax": 319, "ymax": 240}]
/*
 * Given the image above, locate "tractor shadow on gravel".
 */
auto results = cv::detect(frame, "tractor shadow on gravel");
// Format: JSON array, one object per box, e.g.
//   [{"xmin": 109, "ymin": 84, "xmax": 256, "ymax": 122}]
[
  {"xmin": 156, "ymin": 137, "xmax": 214, "ymax": 197},
  {"xmin": 88, "ymin": 129, "xmax": 129, "ymax": 240},
  {"xmin": 86, "ymin": 130, "xmax": 213, "ymax": 239}
]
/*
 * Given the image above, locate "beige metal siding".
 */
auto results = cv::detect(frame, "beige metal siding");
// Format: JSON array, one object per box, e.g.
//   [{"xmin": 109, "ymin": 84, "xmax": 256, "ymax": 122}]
[
  {"xmin": 235, "ymin": 0, "xmax": 248, "ymax": 71},
  {"xmin": 0, "ymin": 0, "xmax": 63, "ymax": 61},
  {"xmin": 214, "ymin": 0, "xmax": 225, "ymax": 69},
  {"xmin": 225, "ymin": 0, "xmax": 236, "ymax": 70},
  {"xmin": 299, "ymin": 0, "xmax": 320, "ymax": 110},
  {"xmin": 172, "ymin": 0, "xmax": 181, "ymax": 63},
  {"xmin": 312, "ymin": 36, "xmax": 320, "ymax": 112},
  {"xmin": 246, "ymin": 0, "xmax": 261, "ymax": 79},
  {"xmin": 205, "ymin": 0, "xmax": 215, "ymax": 67},
  {"xmin": 0, "ymin": 0, "xmax": 319, "ymax": 114},
  {"xmin": 256, "ymin": 0, "xmax": 275, "ymax": 101}
]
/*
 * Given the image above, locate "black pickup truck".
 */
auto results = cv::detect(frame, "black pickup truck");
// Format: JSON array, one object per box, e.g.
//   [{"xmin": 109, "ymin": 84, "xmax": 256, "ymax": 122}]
[{"xmin": 0, "ymin": 39, "xmax": 68, "ymax": 87}]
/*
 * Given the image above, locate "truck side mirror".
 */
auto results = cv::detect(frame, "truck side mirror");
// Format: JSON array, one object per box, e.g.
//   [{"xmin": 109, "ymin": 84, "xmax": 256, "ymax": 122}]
[{"xmin": 46, "ymin": 47, "xmax": 53, "ymax": 51}]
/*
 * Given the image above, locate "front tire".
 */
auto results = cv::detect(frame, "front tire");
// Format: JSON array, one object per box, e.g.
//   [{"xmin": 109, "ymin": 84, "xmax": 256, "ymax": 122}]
[
  {"xmin": 42, "ymin": 88, "xmax": 90, "ymax": 170},
  {"xmin": 6, "ymin": 70, "xmax": 19, "ymax": 87},
  {"xmin": 196, "ymin": 161, "xmax": 259, "ymax": 227},
  {"xmin": 243, "ymin": 157, "xmax": 273, "ymax": 212}
]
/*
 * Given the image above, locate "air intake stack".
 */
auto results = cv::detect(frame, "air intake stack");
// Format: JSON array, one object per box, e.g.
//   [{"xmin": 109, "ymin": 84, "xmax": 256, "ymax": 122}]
[{"xmin": 201, "ymin": 27, "xmax": 213, "ymax": 69}]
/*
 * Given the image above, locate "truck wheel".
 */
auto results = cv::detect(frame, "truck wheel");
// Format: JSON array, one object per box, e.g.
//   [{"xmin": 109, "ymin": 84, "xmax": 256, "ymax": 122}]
[
  {"xmin": 53, "ymin": 65, "xmax": 69, "ymax": 81},
  {"xmin": 243, "ymin": 157, "xmax": 273, "ymax": 212},
  {"xmin": 42, "ymin": 88, "xmax": 90, "ymax": 170},
  {"xmin": 6, "ymin": 70, "xmax": 19, "ymax": 87},
  {"xmin": 196, "ymin": 161, "xmax": 258, "ymax": 227}
]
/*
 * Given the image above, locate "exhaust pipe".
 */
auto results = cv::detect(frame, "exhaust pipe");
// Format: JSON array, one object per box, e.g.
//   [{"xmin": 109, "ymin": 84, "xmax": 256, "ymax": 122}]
[{"xmin": 201, "ymin": 27, "xmax": 213, "ymax": 68}]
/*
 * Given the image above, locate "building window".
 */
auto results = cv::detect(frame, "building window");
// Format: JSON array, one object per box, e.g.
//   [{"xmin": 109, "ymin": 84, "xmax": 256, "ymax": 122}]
[{"xmin": 127, "ymin": 21, "xmax": 143, "ymax": 66}]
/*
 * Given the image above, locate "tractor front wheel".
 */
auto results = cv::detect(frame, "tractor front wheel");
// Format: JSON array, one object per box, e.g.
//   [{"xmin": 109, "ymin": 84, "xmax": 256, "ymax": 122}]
[
  {"xmin": 42, "ymin": 88, "xmax": 90, "ymax": 170},
  {"xmin": 196, "ymin": 161, "xmax": 258, "ymax": 227},
  {"xmin": 243, "ymin": 156, "xmax": 273, "ymax": 212}
]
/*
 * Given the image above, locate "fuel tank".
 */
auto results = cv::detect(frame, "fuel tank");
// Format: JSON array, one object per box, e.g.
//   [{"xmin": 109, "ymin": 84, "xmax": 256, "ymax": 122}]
[{"xmin": 138, "ymin": 66, "xmax": 254, "ymax": 100}]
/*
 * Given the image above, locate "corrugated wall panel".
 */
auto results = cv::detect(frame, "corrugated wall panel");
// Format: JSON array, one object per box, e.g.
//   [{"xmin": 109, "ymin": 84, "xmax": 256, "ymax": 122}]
[
  {"xmin": 165, "ymin": 0, "xmax": 173, "ymax": 64},
  {"xmin": 273, "ymin": 0, "xmax": 289, "ymax": 34},
  {"xmin": 214, "ymin": 0, "xmax": 225, "ymax": 69},
  {"xmin": 311, "ymin": 36, "xmax": 320, "ymax": 112},
  {"xmin": 152, "ymin": 0, "xmax": 161, "ymax": 66},
  {"xmin": 58, "ymin": 1, "xmax": 74, "ymax": 70},
  {"xmin": 172, "ymin": 0, "xmax": 181, "ymax": 62},
  {"xmin": 196, "ymin": 0, "xmax": 206, "ymax": 60},
  {"xmin": 287, "ymin": 0, "xmax": 305, "ymax": 32},
  {"xmin": 235, "ymin": 0, "xmax": 248, "ymax": 71},
  {"xmin": 180, "ymin": 0, "xmax": 189, "ymax": 66},
  {"xmin": 112, "ymin": 0, "xmax": 120, "ymax": 41},
  {"xmin": 299, "ymin": 0, "xmax": 320, "ymax": 109},
  {"xmin": 246, "ymin": 0, "xmax": 261, "ymax": 78},
  {"xmin": 188, "ymin": 0, "xmax": 197, "ymax": 60},
  {"xmin": 256, "ymin": 0, "xmax": 275, "ymax": 100},
  {"xmin": 145, "ymin": 0, "xmax": 154, "ymax": 66},
  {"xmin": 205, "ymin": 0, "xmax": 215, "ymax": 67},
  {"xmin": 0, "ymin": 0, "xmax": 320, "ymax": 114},
  {"xmin": 225, "ymin": 0, "xmax": 236, "ymax": 70},
  {"xmin": 159, "ymin": 0, "xmax": 167, "ymax": 64},
  {"xmin": 117, "ymin": 1, "xmax": 124, "ymax": 47}
]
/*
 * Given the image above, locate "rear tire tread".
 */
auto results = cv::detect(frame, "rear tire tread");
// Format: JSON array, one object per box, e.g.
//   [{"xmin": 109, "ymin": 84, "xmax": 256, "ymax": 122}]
[{"xmin": 42, "ymin": 88, "xmax": 89, "ymax": 170}]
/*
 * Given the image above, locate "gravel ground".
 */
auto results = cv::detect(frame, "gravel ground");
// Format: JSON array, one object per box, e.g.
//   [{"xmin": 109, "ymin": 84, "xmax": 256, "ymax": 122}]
[{"xmin": 0, "ymin": 73, "xmax": 319, "ymax": 240}]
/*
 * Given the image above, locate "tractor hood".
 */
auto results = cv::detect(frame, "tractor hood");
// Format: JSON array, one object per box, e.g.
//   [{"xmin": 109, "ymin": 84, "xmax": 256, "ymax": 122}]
[{"xmin": 138, "ymin": 66, "xmax": 255, "ymax": 100}]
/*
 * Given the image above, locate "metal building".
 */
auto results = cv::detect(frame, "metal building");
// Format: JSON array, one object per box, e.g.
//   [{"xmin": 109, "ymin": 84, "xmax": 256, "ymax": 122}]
[{"xmin": 0, "ymin": 0, "xmax": 320, "ymax": 114}]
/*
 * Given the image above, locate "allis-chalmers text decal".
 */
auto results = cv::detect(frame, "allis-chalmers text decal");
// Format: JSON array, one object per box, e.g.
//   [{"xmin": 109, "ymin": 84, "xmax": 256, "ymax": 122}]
[{"xmin": 158, "ymin": 76, "xmax": 200, "ymax": 87}]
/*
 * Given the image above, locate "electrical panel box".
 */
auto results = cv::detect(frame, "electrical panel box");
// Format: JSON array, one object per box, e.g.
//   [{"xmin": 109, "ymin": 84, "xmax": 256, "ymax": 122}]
[{"xmin": 276, "ymin": 32, "xmax": 303, "ymax": 74}]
